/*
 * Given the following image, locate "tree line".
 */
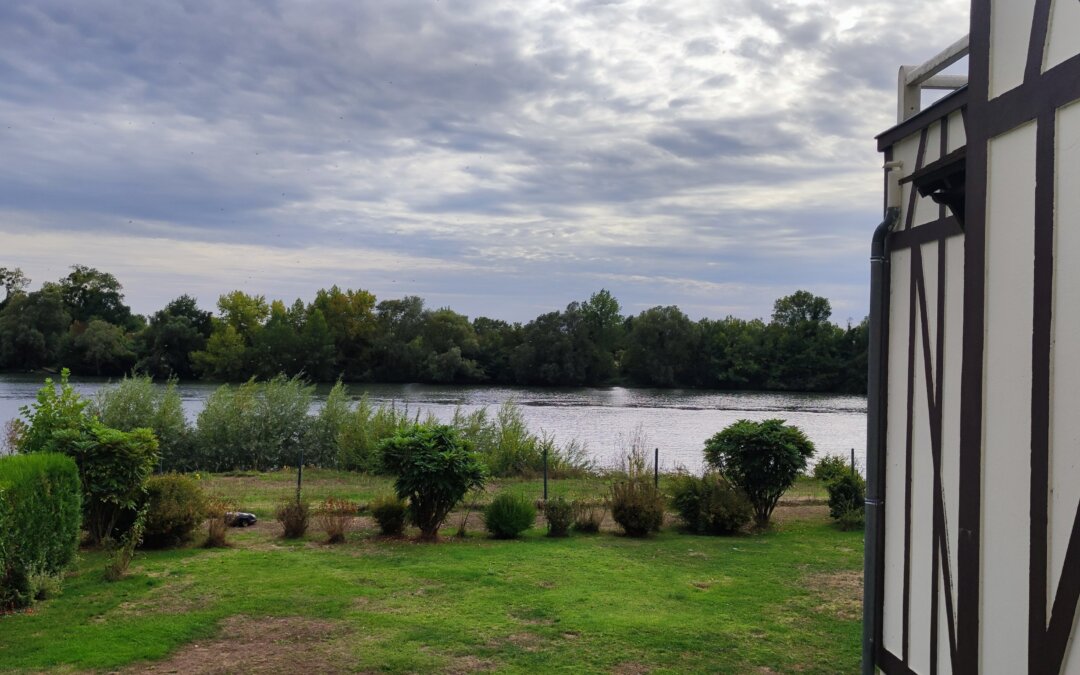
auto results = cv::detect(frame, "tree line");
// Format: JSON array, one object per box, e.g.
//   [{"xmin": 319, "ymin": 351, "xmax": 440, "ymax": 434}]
[{"xmin": 0, "ymin": 265, "xmax": 868, "ymax": 393}]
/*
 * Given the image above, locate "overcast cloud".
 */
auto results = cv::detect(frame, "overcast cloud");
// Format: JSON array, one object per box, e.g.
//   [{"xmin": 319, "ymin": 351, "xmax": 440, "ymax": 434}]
[{"xmin": 0, "ymin": 0, "xmax": 968, "ymax": 323}]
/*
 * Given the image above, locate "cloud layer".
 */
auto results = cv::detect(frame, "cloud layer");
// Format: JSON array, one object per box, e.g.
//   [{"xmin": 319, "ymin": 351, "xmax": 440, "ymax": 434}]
[{"xmin": 0, "ymin": 0, "xmax": 968, "ymax": 322}]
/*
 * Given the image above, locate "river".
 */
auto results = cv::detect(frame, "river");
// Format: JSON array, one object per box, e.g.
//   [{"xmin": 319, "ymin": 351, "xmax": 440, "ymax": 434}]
[{"xmin": 0, "ymin": 374, "xmax": 867, "ymax": 473}]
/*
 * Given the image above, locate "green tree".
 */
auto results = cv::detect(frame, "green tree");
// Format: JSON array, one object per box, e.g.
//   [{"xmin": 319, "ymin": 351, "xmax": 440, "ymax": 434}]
[
  {"xmin": 0, "ymin": 287, "xmax": 70, "ymax": 370},
  {"xmin": 704, "ymin": 419, "xmax": 815, "ymax": 526},
  {"xmin": 191, "ymin": 323, "xmax": 248, "ymax": 381},
  {"xmin": 311, "ymin": 286, "xmax": 377, "ymax": 378},
  {"xmin": 622, "ymin": 306, "xmax": 698, "ymax": 387},
  {"xmin": 0, "ymin": 267, "xmax": 29, "ymax": 309},
  {"xmin": 16, "ymin": 369, "xmax": 88, "ymax": 454},
  {"xmin": 767, "ymin": 291, "xmax": 843, "ymax": 392},
  {"xmin": 135, "ymin": 296, "xmax": 213, "ymax": 379},
  {"xmin": 62, "ymin": 320, "xmax": 136, "ymax": 376},
  {"xmin": 58, "ymin": 265, "xmax": 134, "ymax": 328}
]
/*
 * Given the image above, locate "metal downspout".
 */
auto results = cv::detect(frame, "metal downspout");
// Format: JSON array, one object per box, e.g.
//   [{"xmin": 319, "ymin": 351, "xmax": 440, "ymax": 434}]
[{"xmin": 862, "ymin": 164, "xmax": 901, "ymax": 674}]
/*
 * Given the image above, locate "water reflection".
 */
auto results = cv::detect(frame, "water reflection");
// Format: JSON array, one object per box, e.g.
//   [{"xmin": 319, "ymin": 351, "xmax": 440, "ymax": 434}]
[{"xmin": 0, "ymin": 374, "xmax": 866, "ymax": 473}]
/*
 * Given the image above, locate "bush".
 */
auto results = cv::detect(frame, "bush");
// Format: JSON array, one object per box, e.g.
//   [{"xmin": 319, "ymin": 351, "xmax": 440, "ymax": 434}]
[
  {"xmin": 836, "ymin": 505, "xmax": 865, "ymax": 531},
  {"xmin": 204, "ymin": 497, "xmax": 233, "ymax": 548},
  {"xmin": 827, "ymin": 472, "xmax": 866, "ymax": 529},
  {"xmin": 669, "ymin": 473, "xmax": 752, "ymax": 535},
  {"xmin": 141, "ymin": 474, "xmax": 206, "ymax": 548},
  {"xmin": 370, "ymin": 494, "xmax": 408, "ymax": 536},
  {"xmin": 812, "ymin": 454, "xmax": 852, "ymax": 484},
  {"xmin": 50, "ymin": 420, "xmax": 159, "ymax": 545},
  {"xmin": 92, "ymin": 375, "xmax": 191, "ymax": 472},
  {"xmin": 337, "ymin": 395, "xmax": 414, "ymax": 472},
  {"xmin": 193, "ymin": 376, "xmax": 313, "ymax": 472},
  {"xmin": 572, "ymin": 499, "xmax": 606, "ymax": 533},
  {"xmin": 453, "ymin": 402, "xmax": 592, "ymax": 478},
  {"xmin": 16, "ymin": 369, "xmax": 88, "ymax": 454},
  {"xmin": 316, "ymin": 497, "xmax": 357, "ymax": 544},
  {"xmin": 275, "ymin": 499, "xmax": 311, "ymax": 539},
  {"xmin": 484, "ymin": 492, "xmax": 536, "ymax": 539},
  {"xmin": 704, "ymin": 419, "xmax": 815, "ymax": 527},
  {"xmin": 0, "ymin": 453, "xmax": 82, "ymax": 610},
  {"xmin": 304, "ymin": 381, "xmax": 351, "ymax": 468},
  {"xmin": 380, "ymin": 424, "xmax": 487, "ymax": 539},
  {"xmin": 542, "ymin": 497, "xmax": 575, "ymax": 537},
  {"xmin": 610, "ymin": 446, "xmax": 664, "ymax": 537}
]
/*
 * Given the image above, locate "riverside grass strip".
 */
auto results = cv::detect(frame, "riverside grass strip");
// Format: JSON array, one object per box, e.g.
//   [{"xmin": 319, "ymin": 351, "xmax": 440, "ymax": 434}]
[{"xmin": 0, "ymin": 473, "xmax": 853, "ymax": 673}]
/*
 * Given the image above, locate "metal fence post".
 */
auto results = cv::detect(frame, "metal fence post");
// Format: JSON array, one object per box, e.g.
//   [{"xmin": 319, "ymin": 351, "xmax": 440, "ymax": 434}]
[
  {"xmin": 297, "ymin": 446, "xmax": 304, "ymax": 505},
  {"xmin": 654, "ymin": 448, "xmax": 659, "ymax": 488},
  {"xmin": 543, "ymin": 446, "xmax": 548, "ymax": 501}
]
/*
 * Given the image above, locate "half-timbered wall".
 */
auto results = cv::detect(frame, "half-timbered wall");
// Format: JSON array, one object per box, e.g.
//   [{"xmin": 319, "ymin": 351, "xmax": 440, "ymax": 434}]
[{"xmin": 874, "ymin": 1, "xmax": 1080, "ymax": 673}]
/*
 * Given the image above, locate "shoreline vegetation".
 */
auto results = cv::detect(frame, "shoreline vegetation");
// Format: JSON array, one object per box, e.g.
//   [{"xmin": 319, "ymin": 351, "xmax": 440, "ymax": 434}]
[{"xmin": 0, "ymin": 265, "xmax": 867, "ymax": 394}]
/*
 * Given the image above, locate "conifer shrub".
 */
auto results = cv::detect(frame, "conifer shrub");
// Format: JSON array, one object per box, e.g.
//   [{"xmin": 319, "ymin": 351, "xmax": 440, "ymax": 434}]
[
  {"xmin": 669, "ymin": 472, "xmax": 752, "ymax": 535},
  {"xmin": 542, "ymin": 497, "xmax": 575, "ymax": 537},
  {"xmin": 370, "ymin": 494, "xmax": 408, "ymax": 536},
  {"xmin": 275, "ymin": 499, "xmax": 311, "ymax": 539},
  {"xmin": 0, "ymin": 453, "xmax": 81, "ymax": 610},
  {"xmin": 826, "ymin": 472, "xmax": 866, "ymax": 531},
  {"xmin": 316, "ymin": 497, "xmax": 357, "ymax": 544},
  {"xmin": 483, "ymin": 492, "xmax": 536, "ymax": 539},
  {"xmin": 141, "ymin": 473, "xmax": 207, "ymax": 548}
]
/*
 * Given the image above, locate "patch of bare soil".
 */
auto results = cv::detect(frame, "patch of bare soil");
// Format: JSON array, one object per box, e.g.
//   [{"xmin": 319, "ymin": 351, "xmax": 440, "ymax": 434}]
[
  {"xmin": 769, "ymin": 504, "xmax": 829, "ymax": 524},
  {"xmin": 803, "ymin": 569, "xmax": 863, "ymax": 621},
  {"xmin": 611, "ymin": 661, "xmax": 653, "ymax": 674},
  {"xmin": 122, "ymin": 615, "xmax": 351, "ymax": 674}
]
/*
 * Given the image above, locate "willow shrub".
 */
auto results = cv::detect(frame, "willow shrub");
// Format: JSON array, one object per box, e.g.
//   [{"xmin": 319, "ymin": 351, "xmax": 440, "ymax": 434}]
[
  {"xmin": 193, "ymin": 376, "xmax": 313, "ymax": 471},
  {"xmin": 92, "ymin": 375, "xmax": 191, "ymax": 472},
  {"xmin": 453, "ymin": 402, "xmax": 592, "ymax": 478},
  {"xmin": 337, "ymin": 395, "xmax": 417, "ymax": 472},
  {"xmin": 0, "ymin": 453, "xmax": 82, "ymax": 609}
]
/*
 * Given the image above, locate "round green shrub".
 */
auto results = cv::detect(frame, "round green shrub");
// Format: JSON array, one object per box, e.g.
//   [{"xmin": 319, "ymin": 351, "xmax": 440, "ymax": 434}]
[
  {"xmin": 483, "ymin": 492, "xmax": 536, "ymax": 539},
  {"xmin": 542, "ymin": 497, "xmax": 575, "ymax": 537},
  {"xmin": 704, "ymin": 419, "xmax": 815, "ymax": 527},
  {"xmin": 826, "ymin": 472, "xmax": 866, "ymax": 521},
  {"xmin": 370, "ymin": 494, "xmax": 408, "ymax": 536},
  {"xmin": 141, "ymin": 473, "xmax": 207, "ymax": 549},
  {"xmin": 812, "ymin": 454, "xmax": 851, "ymax": 484},
  {"xmin": 670, "ymin": 472, "xmax": 752, "ymax": 535}
]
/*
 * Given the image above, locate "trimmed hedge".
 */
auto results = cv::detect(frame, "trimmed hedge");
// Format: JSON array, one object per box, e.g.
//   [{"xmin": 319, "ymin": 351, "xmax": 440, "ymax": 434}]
[{"xmin": 0, "ymin": 453, "xmax": 82, "ymax": 610}]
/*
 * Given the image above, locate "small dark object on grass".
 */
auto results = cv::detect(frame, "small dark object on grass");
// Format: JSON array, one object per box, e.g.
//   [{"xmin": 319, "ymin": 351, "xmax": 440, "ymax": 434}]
[{"xmin": 225, "ymin": 512, "xmax": 257, "ymax": 527}]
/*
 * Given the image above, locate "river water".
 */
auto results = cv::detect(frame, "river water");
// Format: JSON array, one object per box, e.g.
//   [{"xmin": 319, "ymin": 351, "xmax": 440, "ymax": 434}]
[{"xmin": 0, "ymin": 374, "xmax": 867, "ymax": 473}]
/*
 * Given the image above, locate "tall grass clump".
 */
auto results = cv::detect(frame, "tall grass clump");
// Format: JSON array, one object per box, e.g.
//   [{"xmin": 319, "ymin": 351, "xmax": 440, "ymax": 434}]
[
  {"xmin": 0, "ymin": 453, "xmax": 82, "ymax": 610},
  {"xmin": 276, "ymin": 499, "xmax": 311, "ymax": 539},
  {"xmin": 203, "ymin": 497, "xmax": 233, "ymax": 548},
  {"xmin": 542, "ymin": 497, "xmax": 575, "ymax": 537},
  {"xmin": 337, "ymin": 395, "xmax": 415, "ymax": 472},
  {"xmin": 92, "ymin": 375, "xmax": 191, "ymax": 472},
  {"xmin": 193, "ymin": 376, "xmax": 313, "ymax": 471},
  {"xmin": 370, "ymin": 494, "xmax": 408, "ymax": 536}
]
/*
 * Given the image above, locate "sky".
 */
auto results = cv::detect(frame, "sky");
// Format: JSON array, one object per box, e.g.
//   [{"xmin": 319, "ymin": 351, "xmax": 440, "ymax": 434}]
[{"xmin": 0, "ymin": 0, "xmax": 969, "ymax": 325}]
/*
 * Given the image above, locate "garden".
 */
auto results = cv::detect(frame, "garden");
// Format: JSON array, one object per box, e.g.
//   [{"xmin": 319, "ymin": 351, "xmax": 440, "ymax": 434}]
[{"xmin": 0, "ymin": 373, "xmax": 866, "ymax": 673}]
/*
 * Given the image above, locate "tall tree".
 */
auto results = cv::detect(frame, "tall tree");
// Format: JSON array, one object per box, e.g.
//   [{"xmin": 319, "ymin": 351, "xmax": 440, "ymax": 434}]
[
  {"xmin": 58, "ymin": 265, "xmax": 134, "ymax": 328},
  {"xmin": 136, "ymin": 295, "xmax": 213, "ymax": 379},
  {"xmin": 0, "ymin": 287, "xmax": 70, "ymax": 370}
]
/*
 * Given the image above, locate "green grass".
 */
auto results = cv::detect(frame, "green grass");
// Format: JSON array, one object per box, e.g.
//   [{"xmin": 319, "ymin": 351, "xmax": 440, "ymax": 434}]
[
  {"xmin": 195, "ymin": 468, "xmax": 829, "ymax": 517},
  {"xmin": 0, "ymin": 472, "xmax": 858, "ymax": 674}
]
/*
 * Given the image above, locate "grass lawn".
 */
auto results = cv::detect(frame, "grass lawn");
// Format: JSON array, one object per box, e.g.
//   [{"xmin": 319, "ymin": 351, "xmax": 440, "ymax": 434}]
[{"xmin": 0, "ymin": 472, "xmax": 861, "ymax": 674}]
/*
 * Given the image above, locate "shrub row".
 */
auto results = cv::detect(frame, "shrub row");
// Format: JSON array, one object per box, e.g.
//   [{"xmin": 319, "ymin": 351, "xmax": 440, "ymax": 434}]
[
  {"xmin": 0, "ymin": 453, "xmax": 82, "ymax": 610},
  {"xmin": 88, "ymin": 375, "xmax": 592, "ymax": 478}
]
